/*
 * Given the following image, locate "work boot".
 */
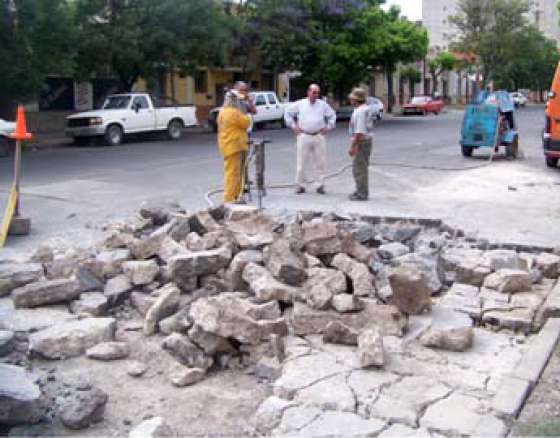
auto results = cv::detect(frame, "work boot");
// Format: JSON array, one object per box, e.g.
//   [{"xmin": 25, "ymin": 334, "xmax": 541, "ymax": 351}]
[
  {"xmin": 349, "ymin": 193, "xmax": 368, "ymax": 201},
  {"xmin": 295, "ymin": 186, "xmax": 305, "ymax": 194},
  {"xmin": 316, "ymin": 186, "xmax": 326, "ymax": 195}
]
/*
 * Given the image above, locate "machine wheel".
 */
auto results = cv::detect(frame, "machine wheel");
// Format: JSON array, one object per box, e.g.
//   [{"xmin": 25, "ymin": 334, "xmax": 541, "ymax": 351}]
[
  {"xmin": 167, "ymin": 119, "xmax": 183, "ymax": 140},
  {"xmin": 104, "ymin": 124, "xmax": 124, "ymax": 146},
  {"xmin": 546, "ymin": 156, "xmax": 559, "ymax": 168},
  {"xmin": 462, "ymin": 145, "xmax": 474, "ymax": 157},
  {"xmin": 505, "ymin": 135, "xmax": 519, "ymax": 158}
]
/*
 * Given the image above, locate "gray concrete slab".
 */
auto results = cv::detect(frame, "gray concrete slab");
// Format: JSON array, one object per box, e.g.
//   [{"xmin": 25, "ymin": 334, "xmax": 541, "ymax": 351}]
[
  {"xmin": 492, "ymin": 375, "xmax": 532, "ymax": 418},
  {"xmin": 513, "ymin": 318, "xmax": 560, "ymax": 384}
]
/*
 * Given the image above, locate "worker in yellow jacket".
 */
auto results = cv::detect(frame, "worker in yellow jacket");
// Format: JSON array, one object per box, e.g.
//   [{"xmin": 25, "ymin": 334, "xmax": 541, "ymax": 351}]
[{"xmin": 217, "ymin": 91, "xmax": 252, "ymax": 203}]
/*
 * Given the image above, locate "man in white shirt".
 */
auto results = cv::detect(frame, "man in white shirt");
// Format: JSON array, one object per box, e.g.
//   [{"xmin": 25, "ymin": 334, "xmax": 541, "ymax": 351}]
[
  {"xmin": 348, "ymin": 88, "xmax": 373, "ymax": 201},
  {"xmin": 284, "ymin": 84, "xmax": 337, "ymax": 194}
]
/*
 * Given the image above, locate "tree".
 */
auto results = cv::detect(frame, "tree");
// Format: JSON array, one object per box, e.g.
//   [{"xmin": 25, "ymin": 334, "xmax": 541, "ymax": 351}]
[
  {"xmin": 400, "ymin": 66, "xmax": 422, "ymax": 98},
  {"xmin": 0, "ymin": 0, "xmax": 77, "ymax": 113},
  {"xmin": 74, "ymin": 0, "xmax": 229, "ymax": 92},
  {"xmin": 372, "ymin": 7, "xmax": 428, "ymax": 112},
  {"xmin": 428, "ymin": 52, "xmax": 456, "ymax": 97}
]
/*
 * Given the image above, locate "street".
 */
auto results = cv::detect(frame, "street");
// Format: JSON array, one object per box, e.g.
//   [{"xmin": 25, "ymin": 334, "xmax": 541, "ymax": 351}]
[{"xmin": 1, "ymin": 105, "xmax": 559, "ymax": 258}]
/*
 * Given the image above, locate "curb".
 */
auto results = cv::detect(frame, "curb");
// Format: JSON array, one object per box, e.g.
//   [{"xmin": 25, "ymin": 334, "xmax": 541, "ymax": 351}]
[{"xmin": 491, "ymin": 318, "xmax": 560, "ymax": 419}]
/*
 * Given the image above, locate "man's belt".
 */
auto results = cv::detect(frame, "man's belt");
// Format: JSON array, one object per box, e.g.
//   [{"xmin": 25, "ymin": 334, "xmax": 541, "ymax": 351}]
[{"xmin": 303, "ymin": 131, "xmax": 322, "ymax": 136}]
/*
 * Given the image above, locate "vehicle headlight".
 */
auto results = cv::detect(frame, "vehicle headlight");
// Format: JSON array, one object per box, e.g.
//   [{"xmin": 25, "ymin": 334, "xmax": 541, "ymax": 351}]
[{"xmin": 90, "ymin": 117, "xmax": 103, "ymax": 126}]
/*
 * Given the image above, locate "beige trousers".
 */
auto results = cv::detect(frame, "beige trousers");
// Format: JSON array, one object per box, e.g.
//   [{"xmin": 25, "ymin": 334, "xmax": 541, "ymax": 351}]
[{"xmin": 296, "ymin": 133, "xmax": 327, "ymax": 188}]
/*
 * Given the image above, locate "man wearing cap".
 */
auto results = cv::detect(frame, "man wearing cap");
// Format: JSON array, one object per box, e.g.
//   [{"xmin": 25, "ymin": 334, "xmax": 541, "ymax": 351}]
[
  {"xmin": 348, "ymin": 88, "xmax": 373, "ymax": 201},
  {"xmin": 284, "ymin": 84, "xmax": 337, "ymax": 194}
]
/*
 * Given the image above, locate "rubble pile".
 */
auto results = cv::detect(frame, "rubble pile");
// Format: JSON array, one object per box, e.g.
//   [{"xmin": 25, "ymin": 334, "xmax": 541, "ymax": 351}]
[{"xmin": 1, "ymin": 202, "xmax": 559, "ymax": 434}]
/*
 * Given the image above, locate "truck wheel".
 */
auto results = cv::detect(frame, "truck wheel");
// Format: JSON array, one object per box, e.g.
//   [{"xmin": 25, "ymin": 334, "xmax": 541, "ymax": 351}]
[
  {"xmin": 546, "ymin": 156, "xmax": 559, "ymax": 168},
  {"xmin": 104, "ymin": 124, "xmax": 123, "ymax": 146},
  {"xmin": 167, "ymin": 119, "xmax": 183, "ymax": 140},
  {"xmin": 462, "ymin": 145, "xmax": 474, "ymax": 157}
]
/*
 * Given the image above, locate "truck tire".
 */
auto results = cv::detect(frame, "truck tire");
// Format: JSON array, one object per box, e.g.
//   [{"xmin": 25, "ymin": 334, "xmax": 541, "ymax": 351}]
[
  {"xmin": 462, "ymin": 145, "xmax": 474, "ymax": 157},
  {"xmin": 167, "ymin": 119, "xmax": 183, "ymax": 140},
  {"xmin": 546, "ymin": 156, "xmax": 559, "ymax": 168},
  {"xmin": 104, "ymin": 124, "xmax": 124, "ymax": 146}
]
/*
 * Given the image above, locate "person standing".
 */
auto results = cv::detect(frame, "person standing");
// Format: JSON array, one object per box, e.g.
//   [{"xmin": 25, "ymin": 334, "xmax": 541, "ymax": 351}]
[
  {"xmin": 348, "ymin": 88, "xmax": 373, "ymax": 201},
  {"xmin": 284, "ymin": 84, "xmax": 336, "ymax": 194},
  {"xmin": 217, "ymin": 91, "xmax": 252, "ymax": 203}
]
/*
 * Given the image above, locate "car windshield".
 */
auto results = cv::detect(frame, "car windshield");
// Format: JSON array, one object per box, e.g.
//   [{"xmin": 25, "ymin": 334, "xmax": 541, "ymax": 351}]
[
  {"xmin": 411, "ymin": 97, "xmax": 428, "ymax": 104},
  {"xmin": 103, "ymin": 96, "xmax": 131, "ymax": 109}
]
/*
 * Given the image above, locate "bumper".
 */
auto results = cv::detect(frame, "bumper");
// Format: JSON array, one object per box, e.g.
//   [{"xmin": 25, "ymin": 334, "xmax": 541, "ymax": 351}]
[
  {"xmin": 543, "ymin": 136, "xmax": 560, "ymax": 156},
  {"xmin": 65, "ymin": 126, "xmax": 105, "ymax": 138}
]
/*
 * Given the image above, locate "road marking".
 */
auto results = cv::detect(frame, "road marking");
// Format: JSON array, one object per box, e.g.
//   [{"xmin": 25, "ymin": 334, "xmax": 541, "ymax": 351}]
[{"xmin": 0, "ymin": 184, "xmax": 17, "ymax": 247}]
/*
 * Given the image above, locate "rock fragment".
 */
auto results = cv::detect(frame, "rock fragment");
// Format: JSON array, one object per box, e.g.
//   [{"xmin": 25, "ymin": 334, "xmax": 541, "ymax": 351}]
[
  {"xmin": 323, "ymin": 321, "xmax": 358, "ymax": 345},
  {"xmin": 104, "ymin": 274, "xmax": 133, "ymax": 306},
  {"xmin": 143, "ymin": 283, "xmax": 181, "ymax": 336},
  {"xmin": 129, "ymin": 417, "xmax": 173, "ymax": 438},
  {"xmin": 331, "ymin": 253, "xmax": 375, "ymax": 297},
  {"xmin": 12, "ymin": 278, "xmax": 82, "ymax": 308},
  {"xmin": 123, "ymin": 260, "xmax": 160, "ymax": 286},
  {"xmin": 263, "ymin": 238, "xmax": 307, "ymax": 286},
  {"xmin": 0, "ymin": 263, "xmax": 44, "ymax": 297},
  {"xmin": 127, "ymin": 361, "xmax": 148, "ymax": 377},
  {"xmin": 388, "ymin": 266, "xmax": 432, "ymax": 315},
  {"xmin": 70, "ymin": 292, "xmax": 108, "ymax": 316},
  {"xmin": 58, "ymin": 386, "xmax": 108, "ymax": 430},
  {"xmin": 162, "ymin": 333, "xmax": 213, "ymax": 369},
  {"xmin": 536, "ymin": 252, "xmax": 560, "ymax": 278},
  {"xmin": 242, "ymin": 263, "xmax": 298, "ymax": 302},
  {"xmin": 331, "ymin": 294, "xmax": 364, "ymax": 313},
  {"xmin": 0, "ymin": 364, "xmax": 44, "ymax": 425},
  {"xmin": 483, "ymin": 269, "xmax": 531, "ymax": 294},
  {"xmin": 170, "ymin": 367, "xmax": 206, "ymax": 387},
  {"xmin": 86, "ymin": 342, "xmax": 130, "ymax": 360},
  {"xmin": 358, "ymin": 328, "xmax": 385, "ymax": 368},
  {"xmin": 419, "ymin": 307, "xmax": 474, "ymax": 352}
]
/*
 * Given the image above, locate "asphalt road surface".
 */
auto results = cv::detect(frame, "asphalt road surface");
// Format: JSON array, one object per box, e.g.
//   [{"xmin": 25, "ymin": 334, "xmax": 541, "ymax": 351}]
[{"xmin": 1, "ymin": 105, "xmax": 559, "ymax": 259}]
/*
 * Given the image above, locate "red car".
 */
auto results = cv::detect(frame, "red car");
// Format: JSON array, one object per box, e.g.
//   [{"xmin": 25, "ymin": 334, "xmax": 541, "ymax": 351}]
[{"xmin": 402, "ymin": 96, "xmax": 444, "ymax": 115}]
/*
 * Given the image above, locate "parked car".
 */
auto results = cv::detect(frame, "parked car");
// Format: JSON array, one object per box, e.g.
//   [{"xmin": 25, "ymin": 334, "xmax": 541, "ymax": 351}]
[
  {"xmin": 208, "ymin": 91, "xmax": 287, "ymax": 132},
  {"xmin": 336, "ymin": 97, "xmax": 385, "ymax": 121},
  {"xmin": 543, "ymin": 62, "xmax": 560, "ymax": 168},
  {"xmin": 509, "ymin": 92, "xmax": 527, "ymax": 108},
  {"xmin": 65, "ymin": 93, "xmax": 198, "ymax": 146},
  {"xmin": 402, "ymin": 96, "xmax": 444, "ymax": 115},
  {"xmin": 0, "ymin": 118, "xmax": 15, "ymax": 157}
]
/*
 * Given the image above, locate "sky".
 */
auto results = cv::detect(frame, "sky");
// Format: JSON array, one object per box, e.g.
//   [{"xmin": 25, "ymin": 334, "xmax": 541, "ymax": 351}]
[{"xmin": 383, "ymin": 0, "xmax": 422, "ymax": 21}]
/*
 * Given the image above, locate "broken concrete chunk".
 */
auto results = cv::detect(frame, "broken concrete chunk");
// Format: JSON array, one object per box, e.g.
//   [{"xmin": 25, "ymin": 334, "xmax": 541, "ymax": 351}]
[
  {"xmin": 143, "ymin": 283, "xmax": 181, "ymax": 336},
  {"xmin": 162, "ymin": 333, "xmax": 213, "ymax": 369},
  {"xmin": 12, "ymin": 278, "xmax": 82, "ymax": 308},
  {"xmin": 169, "ymin": 247, "xmax": 231, "ymax": 282},
  {"xmin": 159, "ymin": 308, "xmax": 193, "ymax": 335},
  {"xmin": 331, "ymin": 253, "xmax": 375, "ymax": 297},
  {"xmin": 29, "ymin": 317, "xmax": 116, "ymax": 359},
  {"xmin": 331, "ymin": 294, "xmax": 364, "ymax": 313},
  {"xmin": 130, "ymin": 291, "xmax": 157, "ymax": 317},
  {"xmin": 455, "ymin": 260, "xmax": 492, "ymax": 287},
  {"xmin": 358, "ymin": 328, "xmax": 385, "ymax": 368},
  {"xmin": 263, "ymin": 238, "xmax": 307, "ymax": 286},
  {"xmin": 226, "ymin": 249, "xmax": 263, "ymax": 291},
  {"xmin": 483, "ymin": 269, "xmax": 531, "ymax": 294},
  {"xmin": 187, "ymin": 324, "xmax": 235, "ymax": 355},
  {"xmin": 302, "ymin": 220, "xmax": 343, "ymax": 256},
  {"xmin": 127, "ymin": 361, "xmax": 148, "ymax": 377},
  {"xmin": 122, "ymin": 260, "xmax": 160, "ymax": 286},
  {"xmin": 170, "ymin": 367, "xmax": 206, "ymax": 387},
  {"xmin": 104, "ymin": 274, "xmax": 133, "ymax": 306},
  {"xmin": 323, "ymin": 321, "xmax": 358, "ymax": 345},
  {"xmin": 189, "ymin": 292, "xmax": 287, "ymax": 345},
  {"xmin": 58, "ymin": 386, "xmax": 108, "ymax": 430},
  {"xmin": 0, "ymin": 263, "xmax": 44, "ymax": 297},
  {"xmin": 388, "ymin": 266, "xmax": 432, "ymax": 315},
  {"xmin": 0, "ymin": 363, "xmax": 44, "ymax": 425},
  {"xmin": 129, "ymin": 417, "xmax": 173, "ymax": 438},
  {"xmin": 481, "ymin": 249, "xmax": 525, "ymax": 271},
  {"xmin": 242, "ymin": 263, "xmax": 298, "ymax": 302},
  {"xmin": 394, "ymin": 252, "xmax": 443, "ymax": 294},
  {"xmin": 130, "ymin": 233, "xmax": 165, "ymax": 260},
  {"xmin": 536, "ymin": 252, "xmax": 560, "ymax": 279},
  {"xmin": 70, "ymin": 292, "xmax": 108, "ymax": 317},
  {"xmin": 86, "ymin": 341, "xmax": 130, "ymax": 361},
  {"xmin": 0, "ymin": 330, "xmax": 14, "ymax": 356},
  {"xmin": 378, "ymin": 242, "xmax": 410, "ymax": 260},
  {"xmin": 139, "ymin": 200, "xmax": 183, "ymax": 226},
  {"xmin": 96, "ymin": 249, "xmax": 131, "ymax": 278},
  {"xmin": 419, "ymin": 307, "xmax": 474, "ymax": 352}
]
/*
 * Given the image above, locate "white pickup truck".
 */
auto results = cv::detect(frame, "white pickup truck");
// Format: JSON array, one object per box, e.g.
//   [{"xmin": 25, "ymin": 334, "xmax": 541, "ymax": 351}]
[
  {"xmin": 66, "ymin": 93, "xmax": 197, "ymax": 146},
  {"xmin": 0, "ymin": 118, "xmax": 15, "ymax": 157},
  {"xmin": 208, "ymin": 91, "xmax": 288, "ymax": 132}
]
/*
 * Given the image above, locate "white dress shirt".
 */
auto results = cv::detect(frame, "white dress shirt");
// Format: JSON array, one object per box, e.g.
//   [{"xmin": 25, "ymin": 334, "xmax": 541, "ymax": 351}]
[{"xmin": 284, "ymin": 98, "xmax": 337, "ymax": 134}]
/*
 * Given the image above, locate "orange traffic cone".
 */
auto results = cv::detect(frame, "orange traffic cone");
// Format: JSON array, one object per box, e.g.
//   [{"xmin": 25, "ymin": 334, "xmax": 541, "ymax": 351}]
[{"xmin": 10, "ymin": 105, "xmax": 32, "ymax": 141}]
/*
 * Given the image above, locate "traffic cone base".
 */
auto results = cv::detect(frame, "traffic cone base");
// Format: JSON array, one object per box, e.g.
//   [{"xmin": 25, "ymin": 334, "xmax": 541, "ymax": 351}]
[{"xmin": 10, "ymin": 105, "xmax": 33, "ymax": 141}]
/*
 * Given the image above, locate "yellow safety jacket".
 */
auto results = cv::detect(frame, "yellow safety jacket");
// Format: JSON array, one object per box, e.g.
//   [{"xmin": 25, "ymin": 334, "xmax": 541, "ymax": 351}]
[{"xmin": 217, "ymin": 107, "xmax": 251, "ymax": 157}]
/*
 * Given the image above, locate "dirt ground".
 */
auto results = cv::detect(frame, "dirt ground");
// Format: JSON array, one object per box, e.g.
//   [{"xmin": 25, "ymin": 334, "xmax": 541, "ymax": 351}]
[
  {"xmin": 7, "ymin": 314, "xmax": 271, "ymax": 437},
  {"xmin": 513, "ymin": 346, "xmax": 560, "ymax": 437}
]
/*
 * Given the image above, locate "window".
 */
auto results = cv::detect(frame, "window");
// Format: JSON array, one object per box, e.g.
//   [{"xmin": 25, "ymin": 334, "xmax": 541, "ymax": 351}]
[
  {"xmin": 194, "ymin": 71, "xmax": 207, "ymax": 94},
  {"xmin": 132, "ymin": 96, "xmax": 149, "ymax": 110},
  {"xmin": 255, "ymin": 95, "xmax": 267, "ymax": 106},
  {"xmin": 267, "ymin": 94, "xmax": 277, "ymax": 105},
  {"xmin": 103, "ymin": 95, "xmax": 131, "ymax": 109}
]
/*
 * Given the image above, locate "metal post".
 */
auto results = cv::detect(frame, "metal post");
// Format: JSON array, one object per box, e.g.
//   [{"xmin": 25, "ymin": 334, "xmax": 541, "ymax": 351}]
[{"xmin": 13, "ymin": 139, "xmax": 21, "ymax": 217}]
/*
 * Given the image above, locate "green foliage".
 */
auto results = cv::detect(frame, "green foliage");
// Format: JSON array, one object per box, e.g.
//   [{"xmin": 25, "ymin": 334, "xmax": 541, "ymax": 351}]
[
  {"xmin": 74, "ymin": 0, "xmax": 229, "ymax": 91},
  {"xmin": 450, "ymin": 0, "xmax": 558, "ymax": 91},
  {"xmin": 428, "ymin": 52, "xmax": 457, "ymax": 96},
  {"xmin": 515, "ymin": 421, "xmax": 560, "ymax": 437},
  {"xmin": 400, "ymin": 66, "xmax": 422, "ymax": 84},
  {"xmin": 0, "ymin": 0, "xmax": 76, "ymax": 103}
]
